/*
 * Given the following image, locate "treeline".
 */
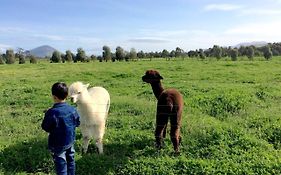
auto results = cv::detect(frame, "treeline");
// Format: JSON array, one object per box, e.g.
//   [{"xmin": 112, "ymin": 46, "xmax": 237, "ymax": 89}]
[
  {"xmin": 1, "ymin": 42, "xmax": 281, "ymax": 64},
  {"xmin": 0, "ymin": 49, "xmax": 38, "ymax": 64}
]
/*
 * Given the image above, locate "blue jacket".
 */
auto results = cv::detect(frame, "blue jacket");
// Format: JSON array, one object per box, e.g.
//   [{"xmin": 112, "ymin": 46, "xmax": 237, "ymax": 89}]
[{"xmin": 42, "ymin": 102, "xmax": 80, "ymax": 152}]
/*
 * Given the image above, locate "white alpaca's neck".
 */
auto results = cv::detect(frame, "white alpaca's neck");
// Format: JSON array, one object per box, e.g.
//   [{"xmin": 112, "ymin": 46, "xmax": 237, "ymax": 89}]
[{"xmin": 77, "ymin": 91, "xmax": 94, "ymax": 106}]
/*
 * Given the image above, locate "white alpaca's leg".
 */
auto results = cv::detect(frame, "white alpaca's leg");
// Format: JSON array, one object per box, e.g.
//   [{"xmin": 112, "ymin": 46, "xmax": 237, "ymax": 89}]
[
  {"xmin": 82, "ymin": 136, "xmax": 90, "ymax": 153},
  {"xmin": 96, "ymin": 138, "xmax": 103, "ymax": 154},
  {"xmin": 94, "ymin": 123, "xmax": 105, "ymax": 154},
  {"xmin": 81, "ymin": 126, "xmax": 91, "ymax": 153}
]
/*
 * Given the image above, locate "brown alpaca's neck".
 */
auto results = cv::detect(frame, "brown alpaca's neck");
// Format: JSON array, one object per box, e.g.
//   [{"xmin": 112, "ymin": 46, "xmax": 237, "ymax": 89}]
[{"xmin": 150, "ymin": 82, "xmax": 164, "ymax": 100}]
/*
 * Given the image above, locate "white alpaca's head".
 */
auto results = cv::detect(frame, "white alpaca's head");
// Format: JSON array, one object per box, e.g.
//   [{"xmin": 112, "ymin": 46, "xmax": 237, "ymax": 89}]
[{"xmin": 68, "ymin": 81, "xmax": 89, "ymax": 103}]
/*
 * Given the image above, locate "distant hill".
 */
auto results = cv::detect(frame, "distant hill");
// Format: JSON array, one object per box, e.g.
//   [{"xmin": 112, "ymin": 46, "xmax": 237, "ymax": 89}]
[
  {"xmin": 27, "ymin": 45, "xmax": 57, "ymax": 58},
  {"xmin": 233, "ymin": 41, "xmax": 268, "ymax": 48}
]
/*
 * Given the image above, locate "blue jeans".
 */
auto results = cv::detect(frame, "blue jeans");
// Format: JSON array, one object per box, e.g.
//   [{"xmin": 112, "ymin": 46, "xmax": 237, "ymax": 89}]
[{"xmin": 52, "ymin": 145, "xmax": 75, "ymax": 175}]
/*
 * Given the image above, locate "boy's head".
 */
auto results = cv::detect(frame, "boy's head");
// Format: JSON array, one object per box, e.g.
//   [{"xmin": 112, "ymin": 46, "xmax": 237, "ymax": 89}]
[{"xmin": 52, "ymin": 82, "xmax": 68, "ymax": 101}]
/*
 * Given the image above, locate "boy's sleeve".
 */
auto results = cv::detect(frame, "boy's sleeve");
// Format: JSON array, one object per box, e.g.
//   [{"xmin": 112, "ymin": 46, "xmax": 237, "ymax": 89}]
[
  {"xmin": 74, "ymin": 109, "xmax": 80, "ymax": 127},
  {"xmin": 41, "ymin": 111, "xmax": 57, "ymax": 132}
]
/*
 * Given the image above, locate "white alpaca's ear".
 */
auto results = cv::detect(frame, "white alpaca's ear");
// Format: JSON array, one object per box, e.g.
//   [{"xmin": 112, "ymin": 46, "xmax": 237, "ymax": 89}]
[{"xmin": 85, "ymin": 83, "xmax": 90, "ymax": 88}]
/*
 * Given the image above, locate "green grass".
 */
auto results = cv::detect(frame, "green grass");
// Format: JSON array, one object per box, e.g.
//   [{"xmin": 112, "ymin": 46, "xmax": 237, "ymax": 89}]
[{"xmin": 1, "ymin": 58, "xmax": 281, "ymax": 174}]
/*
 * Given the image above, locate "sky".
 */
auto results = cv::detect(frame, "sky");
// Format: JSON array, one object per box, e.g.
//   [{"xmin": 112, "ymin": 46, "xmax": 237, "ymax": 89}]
[{"xmin": 1, "ymin": 0, "xmax": 281, "ymax": 55}]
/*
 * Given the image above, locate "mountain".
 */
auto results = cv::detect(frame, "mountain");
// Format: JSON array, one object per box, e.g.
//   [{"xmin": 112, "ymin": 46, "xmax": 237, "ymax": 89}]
[
  {"xmin": 233, "ymin": 41, "xmax": 268, "ymax": 48},
  {"xmin": 27, "ymin": 45, "xmax": 57, "ymax": 58}
]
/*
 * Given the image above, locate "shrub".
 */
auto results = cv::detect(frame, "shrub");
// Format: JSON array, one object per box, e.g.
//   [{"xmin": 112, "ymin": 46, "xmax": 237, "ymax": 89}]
[
  {"xmin": 230, "ymin": 49, "xmax": 238, "ymax": 61},
  {"xmin": 50, "ymin": 51, "xmax": 61, "ymax": 63},
  {"xmin": 29, "ymin": 55, "xmax": 37, "ymax": 64},
  {"xmin": 262, "ymin": 123, "xmax": 281, "ymax": 149},
  {"xmin": 0, "ymin": 54, "xmax": 5, "ymax": 64},
  {"xmin": 19, "ymin": 54, "xmax": 25, "ymax": 64},
  {"xmin": 5, "ymin": 49, "xmax": 15, "ymax": 64},
  {"xmin": 192, "ymin": 90, "xmax": 250, "ymax": 118}
]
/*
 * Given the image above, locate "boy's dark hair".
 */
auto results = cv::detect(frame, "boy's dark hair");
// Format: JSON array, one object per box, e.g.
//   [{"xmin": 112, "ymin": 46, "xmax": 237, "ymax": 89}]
[{"xmin": 52, "ymin": 82, "xmax": 68, "ymax": 100}]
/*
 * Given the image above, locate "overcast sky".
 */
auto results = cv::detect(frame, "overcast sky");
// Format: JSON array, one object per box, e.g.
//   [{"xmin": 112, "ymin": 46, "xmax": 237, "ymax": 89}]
[{"xmin": 1, "ymin": 0, "xmax": 281, "ymax": 55}]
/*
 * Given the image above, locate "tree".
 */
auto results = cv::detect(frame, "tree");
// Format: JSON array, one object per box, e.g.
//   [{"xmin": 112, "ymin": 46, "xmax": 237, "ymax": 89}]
[
  {"xmin": 137, "ymin": 50, "xmax": 146, "ymax": 59},
  {"xmin": 187, "ymin": 50, "xmax": 197, "ymax": 58},
  {"xmin": 175, "ymin": 47, "xmax": 184, "ymax": 58},
  {"xmin": 65, "ymin": 50, "xmax": 73, "ymax": 62},
  {"xmin": 124, "ymin": 51, "xmax": 130, "ymax": 61},
  {"xmin": 97, "ymin": 56, "xmax": 103, "ymax": 62},
  {"xmin": 254, "ymin": 50, "xmax": 263, "ymax": 57},
  {"xmin": 230, "ymin": 49, "xmax": 238, "ymax": 61},
  {"xmin": 221, "ymin": 47, "xmax": 228, "ymax": 57},
  {"xmin": 111, "ymin": 53, "xmax": 116, "ymax": 62},
  {"xmin": 50, "ymin": 51, "xmax": 61, "ymax": 63},
  {"xmin": 212, "ymin": 45, "xmax": 222, "ymax": 60},
  {"xmin": 129, "ymin": 48, "xmax": 137, "ymax": 61},
  {"xmin": 115, "ymin": 46, "xmax": 125, "ymax": 61},
  {"xmin": 0, "ymin": 54, "xmax": 5, "ymax": 64},
  {"xmin": 238, "ymin": 46, "xmax": 247, "ymax": 56},
  {"xmin": 263, "ymin": 45, "xmax": 273, "ymax": 60},
  {"xmin": 90, "ymin": 54, "xmax": 97, "ymax": 61},
  {"xmin": 6, "ymin": 49, "xmax": 15, "ymax": 64},
  {"xmin": 16, "ymin": 47, "xmax": 25, "ymax": 55},
  {"xmin": 199, "ymin": 49, "xmax": 206, "ymax": 60},
  {"xmin": 61, "ymin": 54, "xmax": 66, "ymax": 63},
  {"xmin": 161, "ymin": 49, "xmax": 170, "ymax": 60},
  {"xmin": 154, "ymin": 51, "xmax": 161, "ymax": 58},
  {"xmin": 203, "ymin": 48, "xmax": 210, "ymax": 57},
  {"xmin": 76, "ymin": 48, "xmax": 87, "ymax": 62},
  {"xmin": 146, "ymin": 52, "xmax": 154, "ymax": 61},
  {"xmin": 29, "ymin": 55, "xmax": 37, "ymax": 64},
  {"xmin": 246, "ymin": 46, "xmax": 254, "ymax": 60},
  {"xmin": 16, "ymin": 48, "xmax": 25, "ymax": 64},
  {"xmin": 18, "ymin": 54, "xmax": 25, "ymax": 64},
  {"xmin": 170, "ymin": 50, "xmax": 176, "ymax": 58},
  {"xmin": 102, "ymin": 45, "xmax": 111, "ymax": 62},
  {"xmin": 225, "ymin": 46, "xmax": 232, "ymax": 58},
  {"xmin": 270, "ymin": 43, "xmax": 281, "ymax": 56}
]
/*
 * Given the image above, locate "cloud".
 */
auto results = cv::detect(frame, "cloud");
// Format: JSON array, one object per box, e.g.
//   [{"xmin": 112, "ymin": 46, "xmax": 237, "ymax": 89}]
[
  {"xmin": 240, "ymin": 9, "xmax": 281, "ymax": 16},
  {"xmin": 128, "ymin": 38, "xmax": 171, "ymax": 43},
  {"xmin": 0, "ymin": 27, "xmax": 25, "ymax": 33},
  {"xmin": 0, "ymin": 44, "xmax": 13, "ymax": 52},
  {"xmin": 74, "ymin": 36, "xmax": 101, "ymax": 43},
  {"xmin": 225, "ymin": 21, "xmax": 281, "ymax": 35},
  {"xmin": 136, "ymin": 29, "xmax": 211, "ymax": 40},
  {"xmin": 204, "ymin": 2, "xmax": 281, "ymax": 16},
  {"xmin": 32, "ymin": 34, "xmax": 65, "ymax": 41},
  {"xmin": 272, "ymin": 0, "xmax": 281, "ymax": 3},
  {"xmin": 204, "ymin": 4, "xmax": 243, "ymax": 11},
  {"xmin": 0, "ymin": 44, "xmax": 12, "ymax": 48},
  {"xmin": 223, "ymin": 20, "xmax": 281, "ymax": 44}
]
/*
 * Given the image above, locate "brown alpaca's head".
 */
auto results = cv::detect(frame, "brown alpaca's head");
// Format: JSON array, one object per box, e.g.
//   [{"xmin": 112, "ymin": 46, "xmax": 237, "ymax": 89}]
[{"xmin": 142, "ymin": 70, "xmax": 163, "ymax": 83}]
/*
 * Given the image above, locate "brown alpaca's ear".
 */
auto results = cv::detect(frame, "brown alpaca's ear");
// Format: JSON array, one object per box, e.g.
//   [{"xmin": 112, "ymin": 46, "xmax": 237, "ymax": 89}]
[{"xmin": 159, "ymin": 75, "xmax": 163, "ymax": 79}]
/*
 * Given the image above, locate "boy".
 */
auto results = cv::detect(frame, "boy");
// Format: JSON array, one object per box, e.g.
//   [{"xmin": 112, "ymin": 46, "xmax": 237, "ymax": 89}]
[{"xmin": 42, "ymin": 82, "xmax": 80, "ymax": 175}]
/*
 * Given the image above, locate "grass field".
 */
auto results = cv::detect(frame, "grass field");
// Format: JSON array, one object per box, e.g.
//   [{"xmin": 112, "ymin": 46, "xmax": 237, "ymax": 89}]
[{"xmin": 1, "ymin": 58, "xmax": 281, "ymax": 174}]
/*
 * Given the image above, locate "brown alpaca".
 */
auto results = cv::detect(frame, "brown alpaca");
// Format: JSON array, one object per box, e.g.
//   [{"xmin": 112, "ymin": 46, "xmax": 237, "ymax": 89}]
[{"xmin": 142, "ymin": 70, "xmax": 183, "ymax": 153}]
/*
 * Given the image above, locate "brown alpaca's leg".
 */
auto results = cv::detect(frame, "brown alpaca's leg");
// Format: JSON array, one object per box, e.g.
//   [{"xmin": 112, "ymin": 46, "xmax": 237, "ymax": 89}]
[
  {"xmin": 170, "ymin": 125, "xmax": 180, "ymax": 153},
  {"xmin": 170, "ymin": 114, "xmax": 182, "ymax": 153},
  {"xmin": 155, "ymin": 115, "xmax": 168, "ymax": 149},
  {"xmin": 155, "ymin": 126, "xmax": 165, "ymax": 149},
  {"xmin": 163, "ymin": 124, "xmax": 167, "ymax": 138}
]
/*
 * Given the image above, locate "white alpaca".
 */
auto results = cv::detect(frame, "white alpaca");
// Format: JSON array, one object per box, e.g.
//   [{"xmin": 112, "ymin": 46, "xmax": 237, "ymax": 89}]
[{"xmin": 69, "ymin": 81, "xmax": 110, "ymax": 154}]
